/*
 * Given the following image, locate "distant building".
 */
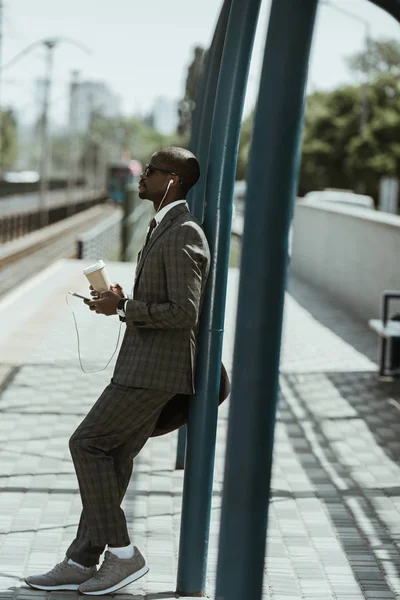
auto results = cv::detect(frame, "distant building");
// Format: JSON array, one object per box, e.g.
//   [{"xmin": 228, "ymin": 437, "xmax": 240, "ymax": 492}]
[
  {"xmin": 34, "ymin": 76, "xmax": 121, "ymax": 134},
  {"xmin": 71, "ymin": 80, "xmax": 121, "ymax": 132},
  {"xmin": 152, "ymin": 96, "xmax": 178, "ymax": 136}
]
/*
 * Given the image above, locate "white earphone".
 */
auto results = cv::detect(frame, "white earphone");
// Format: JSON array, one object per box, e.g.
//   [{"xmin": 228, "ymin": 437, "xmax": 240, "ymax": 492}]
[{"xmin": 156, "ymin": 179, "xmax": 174, "ymax": 214}]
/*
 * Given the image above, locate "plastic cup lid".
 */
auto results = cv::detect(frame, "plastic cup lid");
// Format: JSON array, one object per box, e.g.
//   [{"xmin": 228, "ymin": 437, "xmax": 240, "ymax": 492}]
[{"xmin": 83, "ymin": 260, "xmax": 105, "ymax": 275}]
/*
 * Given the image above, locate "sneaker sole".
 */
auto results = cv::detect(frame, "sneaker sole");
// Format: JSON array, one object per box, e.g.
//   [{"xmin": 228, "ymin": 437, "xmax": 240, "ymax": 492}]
[
  {"xmin": 79, "ymin": 565, "xmax": 149, "ymax": 595},
  {"xmin": 25, "ymin": 579, "xmax": 80, "ymax": 591}
]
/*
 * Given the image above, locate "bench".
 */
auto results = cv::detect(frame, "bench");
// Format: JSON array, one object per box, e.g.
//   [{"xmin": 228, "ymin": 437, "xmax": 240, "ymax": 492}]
[{"xmin": 368, "ymin": 291, "xmax": 400, "ymax": 376}]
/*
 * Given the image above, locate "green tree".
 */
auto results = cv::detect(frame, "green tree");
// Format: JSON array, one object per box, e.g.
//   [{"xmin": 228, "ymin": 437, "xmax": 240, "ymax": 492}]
[
  {"xmin": 1, "ymin": 110, "xmax": 18, "ymax": 170},
  {"xmin": 49, "ymin": 114, "xmax": 187, "ymax": 182},
  {"xmin": 299, "ymin": 85, "xmax": 361, "ymax": 195},
  {"xmin": 50, "ymin": 133, "xmax": 70, "ymax": 178},
  {"xmin": 178, "ymin": 46, "xmax": 205, "ymax": 136},
  {"xmin": 346, "ymin": 37, "xmax": 400, "ymax": 79},
  {"xmin": 84, "ymin": 114, "xmax": 186, "ymax": 172},
  {"xmin": 298, "ymin": 72, "xmax": 400, "ymax": 201},
  {"xmin": 345, "ymin": 73, "xmax": 400, "ymax": 195},
  {"xmin": 235, "ymin": 37, "xmax": 400, "ymax": 200}
]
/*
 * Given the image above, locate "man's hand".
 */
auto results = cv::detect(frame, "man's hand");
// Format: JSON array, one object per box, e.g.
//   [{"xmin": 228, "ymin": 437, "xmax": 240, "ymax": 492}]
[
  {"xmin": 110, "ymin": 283, "xmax": 125, "ymax": 298},
  {"xmin": 89, "ymin": 283, "xmax": 125, "ymax": 299},
  {"xmin": 85, "ymin": 290, "xmax": 121, "ymax": 316}
]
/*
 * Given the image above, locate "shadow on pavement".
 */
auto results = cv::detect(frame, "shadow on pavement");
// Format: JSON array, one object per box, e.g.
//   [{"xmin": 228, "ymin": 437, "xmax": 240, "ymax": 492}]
[
  {"xmin": 0, "ymin": 448, "xmax": 71, "ymax": 462},
  {"xmin": 0, "ymin": 487, "xmax": 79, "ymax": 494},
  {"xmin": 1, "ymin": 523, "xmax": 79, "ymax": 535},
  {"xmin": 280, "ymin": 369, "xmax": 400, "ymax": 596},
  {"xmin": 0, "ymin": 590, "xmax": 179, "ymax": 599}
]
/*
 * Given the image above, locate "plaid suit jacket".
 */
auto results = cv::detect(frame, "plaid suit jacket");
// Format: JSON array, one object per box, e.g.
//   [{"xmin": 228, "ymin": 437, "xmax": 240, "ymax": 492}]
[{"xmin": 112, "ymin": 203, "xmax": 211, "ymax": 394}]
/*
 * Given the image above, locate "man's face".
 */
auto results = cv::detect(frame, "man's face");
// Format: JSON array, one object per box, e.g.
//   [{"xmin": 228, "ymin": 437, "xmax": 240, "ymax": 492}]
[{"xmin": 138, "ymin": 154, "xmax": 174, "ymax": 202}]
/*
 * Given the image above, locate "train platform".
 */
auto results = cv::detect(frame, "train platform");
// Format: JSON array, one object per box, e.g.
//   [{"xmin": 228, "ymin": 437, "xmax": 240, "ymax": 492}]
[{"xmin": 1, "ymin": 259, "xmax": 400, "ymax": 599}]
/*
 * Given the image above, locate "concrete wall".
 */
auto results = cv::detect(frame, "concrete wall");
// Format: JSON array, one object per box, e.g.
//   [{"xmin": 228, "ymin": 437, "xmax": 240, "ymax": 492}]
[{"xmin": 291, "ymin": 200, "xmax": 400, "ymax": 322}]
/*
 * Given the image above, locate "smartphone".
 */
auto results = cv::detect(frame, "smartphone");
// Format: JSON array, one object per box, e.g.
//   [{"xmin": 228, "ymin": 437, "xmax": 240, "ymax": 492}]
[{"xmin": 68, "ymin": 291, "xmax": 92, "ymax": 302}]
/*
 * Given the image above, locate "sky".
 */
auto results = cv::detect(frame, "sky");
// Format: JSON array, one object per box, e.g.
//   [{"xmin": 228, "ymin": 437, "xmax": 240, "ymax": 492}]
[{"xmin": 1, "ymin": 0, "xmax": 400, "ymax": 130}]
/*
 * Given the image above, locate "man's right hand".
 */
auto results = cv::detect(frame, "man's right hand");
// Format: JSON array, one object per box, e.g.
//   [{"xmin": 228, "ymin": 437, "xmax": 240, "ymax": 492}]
[
  {"xmin": 110, "ymin": 283, "xmax": 125, "ymax": 298},
  {"xmin": 89, "ymin": 283, "xmax": 125, "ymax": 299},
  {"xmin": 89, "ymin": 285, "xmax": 99, "ymax": 299}
]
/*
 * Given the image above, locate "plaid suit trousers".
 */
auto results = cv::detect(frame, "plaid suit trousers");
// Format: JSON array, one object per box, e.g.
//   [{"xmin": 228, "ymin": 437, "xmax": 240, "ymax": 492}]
[{"xmin": 66, "ymin": 381, "xmax": 173, "ymax": 567}]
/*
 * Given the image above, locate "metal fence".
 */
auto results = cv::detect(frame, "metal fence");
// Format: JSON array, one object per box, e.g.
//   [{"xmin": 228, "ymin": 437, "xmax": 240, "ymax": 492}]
[
  {"xmin": 77, "ymin": 208, "xmax": 123, "ymax": 260},
  {"xmin": 122, "ymin": 201, "xmax": 153, "ymax": 261},
  {"xmin": 0, "ymin": 190, "xmax": 107, "ymax": 244}
]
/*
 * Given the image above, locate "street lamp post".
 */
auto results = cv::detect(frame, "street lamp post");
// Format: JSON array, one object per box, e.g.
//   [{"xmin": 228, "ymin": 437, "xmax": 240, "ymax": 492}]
[
  {"xmin": 1, "ymin": 36, "xmax": 91, "ymax": 227},
  {"xmin": 67, "ymin": 69, "xmax": 80, "ymax": 216},
  {"xmin": 320, "ymin": 0, "xmax": 372, "ymax": 134},
  {"xmin": 0, "ymin": 0, "xmax": 4, "ymax": 175},
  {"xmin": 38, "ymin": 39, "xmax": 56, "ymax": 228},
  {"xmin": 37, "ymin": 38, "xmax": 91, "ymax": 227}
]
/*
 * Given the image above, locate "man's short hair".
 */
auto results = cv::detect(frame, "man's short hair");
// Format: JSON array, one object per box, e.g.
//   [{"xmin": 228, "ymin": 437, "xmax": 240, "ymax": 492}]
[{"xmin": 153, "ymin": 147, "xmax": 200, "ymax": 195}]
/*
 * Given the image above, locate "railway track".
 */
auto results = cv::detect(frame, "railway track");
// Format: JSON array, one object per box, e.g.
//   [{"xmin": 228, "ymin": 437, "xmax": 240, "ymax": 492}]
[{"xmin": 0, "ymin": 204, "xmax": 118, "ymax": 300}]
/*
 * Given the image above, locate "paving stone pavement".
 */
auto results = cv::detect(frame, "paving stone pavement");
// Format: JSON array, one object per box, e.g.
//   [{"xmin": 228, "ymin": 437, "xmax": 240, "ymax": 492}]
[{"xmin": 0, "ymin": 259, "xmax": 400, "ymax": 599}]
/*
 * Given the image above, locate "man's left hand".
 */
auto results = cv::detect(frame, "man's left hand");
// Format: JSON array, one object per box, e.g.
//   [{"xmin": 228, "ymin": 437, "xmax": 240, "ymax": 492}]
[{"xmin": 85, "ymin": 290, "xmax": 121, "ymax": 316}]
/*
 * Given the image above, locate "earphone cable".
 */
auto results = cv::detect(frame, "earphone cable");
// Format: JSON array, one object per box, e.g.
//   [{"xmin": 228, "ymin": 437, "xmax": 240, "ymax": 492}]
[{"xmin": 66, "ymin": 293, "xmax": 122, "ymax": 374}]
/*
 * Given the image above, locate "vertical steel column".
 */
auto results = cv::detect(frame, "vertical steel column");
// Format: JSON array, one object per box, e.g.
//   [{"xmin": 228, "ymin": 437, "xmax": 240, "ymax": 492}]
[
  {"xmin": 176, "ymin": 0, "xmax": 262, "ymax": 595},
  {"xmin": 215, "ymin": 2, "xmax": 318, "ymax": 599},
  {"xmin": 175, "ymin": 18, "xmax": 217, "ymax": 472},
  {"xmin": 175, "ymin": 426, "xmax": 186, "ymax": 470},
  {"xmin": 67, "ymin": 69, "xmax": 80, "ymax": 217},
  {"xmin": 189, "ymin": 0, "xmax": 233, "ymax": 222},
  {"xmin": 121, "ymin": 184, "xmax": 136, "ymax": 262},
  {"xmin": 176, "ymin": 0, "xmax": 233, "ymax": 473},
  {"xmin": 0, "ymin": 0, "xmax": 4, "ymax": 173},
  {"xmin": 39, "ymin": 40, "xmax": 56, "ymax": 229}
]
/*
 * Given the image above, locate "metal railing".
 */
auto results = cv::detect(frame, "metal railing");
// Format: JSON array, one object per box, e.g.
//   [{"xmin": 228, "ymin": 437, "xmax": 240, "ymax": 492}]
[
  {"xmin": 0, "ymin": 189, "xmax": 106, "ymax": 244},
  {"xmin": 122, "ymin": 201, "xmax": 152, "ymax": 261},
  {"xmin": 0, "ymin": 211, "xmax": 39, "ymax": 242},
  {"xmin": 76, "ymin": 185, "xmax": 152, "ymax": 263},
  {"xmin": 77, "ymin": 208, "xmax": 123, "ymax": 260}
]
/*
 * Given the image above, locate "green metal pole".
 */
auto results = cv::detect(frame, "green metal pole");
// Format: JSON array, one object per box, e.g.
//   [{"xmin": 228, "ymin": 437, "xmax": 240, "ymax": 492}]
[
  {"xmin": 175, "ymin": 426, "xmax": 186, "ymax": 470},
  {"xmin": 189, "ymin": 0, "xmax": 233, "ymax": 223},
  {"xmin": 121, "ymin": 184, "xmax": 135, "ymax": 262},
  {"xmin": 176, "ymin": 0, "xmax": 262, "ymax": 595},
  {"xmin": 175, "ymin": 9, "xmax": 219, "ymax": 473},
  {"xmin": 215, "ymin": 1, "xmax": 318, "ymax": 599}
]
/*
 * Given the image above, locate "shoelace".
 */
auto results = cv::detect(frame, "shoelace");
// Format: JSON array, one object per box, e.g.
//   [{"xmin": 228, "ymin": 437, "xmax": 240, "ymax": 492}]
[
  {"xmin": 52, "ymin": 560, "xmax": 91, "ymax": 575},
  {"xmin": 40, "ymin": 562, "xmax": 67, "ymax": 575},
  {"xmin": 92, "ymin": 554, "xmax": 115, "ymax": 580},
  {"xmin": 48, "ymin": 562, "xmax": 66, "ymax": 575}
]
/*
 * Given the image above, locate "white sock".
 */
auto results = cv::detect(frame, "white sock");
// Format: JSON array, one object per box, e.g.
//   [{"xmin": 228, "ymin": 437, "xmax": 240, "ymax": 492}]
[
  {"xmin": 108, "ymin": 542, "xmax": 134, "ymax": 559},
  {"xmin": 67, "ymin": 557, "xmax": 88, "ymax": 570}
]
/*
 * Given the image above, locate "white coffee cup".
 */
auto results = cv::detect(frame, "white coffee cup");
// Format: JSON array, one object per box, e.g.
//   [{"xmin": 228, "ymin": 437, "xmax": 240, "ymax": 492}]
[{"xmin": 83, "ymin": 260, "xmax": 110, "ymax": 293}]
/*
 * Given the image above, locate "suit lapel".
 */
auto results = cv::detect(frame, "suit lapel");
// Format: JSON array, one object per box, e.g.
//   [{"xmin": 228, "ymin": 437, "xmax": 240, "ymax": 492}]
[{"xmin": 135, "ymin": 203, "xmax": 189, "ymax": 284}]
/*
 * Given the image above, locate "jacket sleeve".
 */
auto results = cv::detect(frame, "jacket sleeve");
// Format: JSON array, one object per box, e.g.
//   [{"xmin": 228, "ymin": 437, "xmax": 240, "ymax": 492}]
[{"xmin": 124, "ymin": 223, "xmax": 207, "ymax": 330}]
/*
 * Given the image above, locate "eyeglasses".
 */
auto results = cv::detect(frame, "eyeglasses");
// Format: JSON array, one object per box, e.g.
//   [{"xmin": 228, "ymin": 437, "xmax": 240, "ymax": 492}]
[{"xmin": 143, "ymin": 163, "xmax": 182, "ymax": 183}]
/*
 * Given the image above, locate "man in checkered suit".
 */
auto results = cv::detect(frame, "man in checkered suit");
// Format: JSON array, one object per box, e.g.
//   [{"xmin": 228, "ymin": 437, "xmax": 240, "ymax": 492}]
[{"xmin": 25, "ymin": 147, "xmax": 211, "ymax": 595}]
